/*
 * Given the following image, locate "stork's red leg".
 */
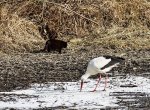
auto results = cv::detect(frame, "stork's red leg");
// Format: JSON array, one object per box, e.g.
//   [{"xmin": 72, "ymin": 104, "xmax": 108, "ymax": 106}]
[
  {"xmin": 103, "ymin": 74, "xmax": 108, "ymax": 91},
  {"xmin": 91, "ymin": 74, "xmax": 101, "ymax": 92}
]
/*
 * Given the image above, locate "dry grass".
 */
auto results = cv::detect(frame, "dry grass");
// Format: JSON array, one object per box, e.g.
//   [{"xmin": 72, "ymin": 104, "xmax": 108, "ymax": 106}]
[
  {"xmin": 81, "ymin": 24, "xmax": 150, "ymax": 50},
  {"xmin": 0, "ymin": 5, "xmax": 44, "ymax": 54},
  {"xmin": 0, "ymin": 0, "xmax": 150, "ymax": 53},
  {"xmin": 95, "ymin": 35, "xmax": 150, "ymax": 50}
]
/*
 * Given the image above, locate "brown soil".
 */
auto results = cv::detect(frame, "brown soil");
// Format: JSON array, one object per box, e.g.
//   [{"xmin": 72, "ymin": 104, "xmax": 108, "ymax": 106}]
[{"xmin": 0, "ymin": 47, "xmax": 149, "ymax": 92}]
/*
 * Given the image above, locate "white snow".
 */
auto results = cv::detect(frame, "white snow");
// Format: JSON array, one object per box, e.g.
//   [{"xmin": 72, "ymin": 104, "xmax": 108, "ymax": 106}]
[{"xmin": 0, "ymin": 75, "xmax": 150, "ymax": 109}]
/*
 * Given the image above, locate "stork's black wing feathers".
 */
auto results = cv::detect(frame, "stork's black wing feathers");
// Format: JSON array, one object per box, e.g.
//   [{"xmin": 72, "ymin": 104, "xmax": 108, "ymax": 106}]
[
  {"xmin": 101, "ymin": 55, "xmax": 125, "ymax": 70},
  {"xmin": 103, "ymin": 55, "xmax": 125, "ymax": 62}
]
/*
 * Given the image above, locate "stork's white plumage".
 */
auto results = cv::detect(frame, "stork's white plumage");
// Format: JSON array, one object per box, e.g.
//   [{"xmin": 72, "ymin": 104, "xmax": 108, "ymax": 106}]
[{"xmin": 80, "ymin": 55, "xmax": 125, "ymax": 92}]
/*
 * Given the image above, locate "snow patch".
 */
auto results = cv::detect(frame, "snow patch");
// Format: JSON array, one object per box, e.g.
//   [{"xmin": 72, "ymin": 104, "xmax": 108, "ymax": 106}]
[{"xmin": 0, "ymin": 75, "xmax": 150, "ymax": 109}]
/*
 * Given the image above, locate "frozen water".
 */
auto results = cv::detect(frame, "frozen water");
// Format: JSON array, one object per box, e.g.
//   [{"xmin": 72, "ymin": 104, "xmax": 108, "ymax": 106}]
[{"xmin": 0, "ymin": 75, "xmax": 150, "ymax": 109}]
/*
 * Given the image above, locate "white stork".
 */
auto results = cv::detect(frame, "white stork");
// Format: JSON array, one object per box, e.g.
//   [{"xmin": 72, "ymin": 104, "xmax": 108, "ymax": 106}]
[{"xmin": 80, "ymin": 55, "xmax": 125, "ymax": 92}]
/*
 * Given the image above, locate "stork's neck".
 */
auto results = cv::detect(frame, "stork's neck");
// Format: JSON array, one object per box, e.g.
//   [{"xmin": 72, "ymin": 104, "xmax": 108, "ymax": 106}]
[{"xmin": 81, "ymin": 73, "xmax": 90, "ymax": 81}]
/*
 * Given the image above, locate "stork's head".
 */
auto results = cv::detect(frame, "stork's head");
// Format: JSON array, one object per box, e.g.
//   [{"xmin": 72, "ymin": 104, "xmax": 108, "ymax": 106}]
[{"xmin": 80, "ymin": 73, "xmax": 90, "ymax": 92}]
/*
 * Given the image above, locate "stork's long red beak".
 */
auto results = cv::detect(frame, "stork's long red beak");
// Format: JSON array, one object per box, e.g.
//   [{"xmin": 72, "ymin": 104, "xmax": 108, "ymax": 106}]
[{"xmin": 80, "ymin": 80, "xmax": 83, "ymax": 92}]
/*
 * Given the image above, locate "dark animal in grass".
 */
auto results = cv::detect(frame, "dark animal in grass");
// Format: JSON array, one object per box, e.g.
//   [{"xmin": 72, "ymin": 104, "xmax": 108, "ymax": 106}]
[
  {"xmin": 42, "ymin": 39, "xmax": 67, "ymax": 54},
  {"xmin": 38, "ymin": 23, "xmax": 58, "ymax": 40},
  {"xmin": 38, "ymin": 23, "xmax": 67, "ymax": 54}
]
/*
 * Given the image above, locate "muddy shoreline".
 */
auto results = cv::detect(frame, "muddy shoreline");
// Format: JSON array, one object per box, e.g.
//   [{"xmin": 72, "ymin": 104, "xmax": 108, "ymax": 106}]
[
  {"xmin": 0, "ymin": 48, "xmax": 150, "ymax": 110},
  {"xmin": 0, "ymin": 48, "xmax": 149, "ymax": 92}
]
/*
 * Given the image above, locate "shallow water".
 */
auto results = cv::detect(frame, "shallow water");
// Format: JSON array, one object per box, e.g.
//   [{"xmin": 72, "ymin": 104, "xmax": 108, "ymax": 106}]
[{"xmin": 0, "ymin": 74, "xmax": 150, "ymax": 109}]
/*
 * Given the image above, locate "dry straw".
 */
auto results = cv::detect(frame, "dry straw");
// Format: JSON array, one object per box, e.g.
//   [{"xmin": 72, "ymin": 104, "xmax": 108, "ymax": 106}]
[{"xmin": 0, "ymin": 0, "xmax": 150, "ymax": 53}]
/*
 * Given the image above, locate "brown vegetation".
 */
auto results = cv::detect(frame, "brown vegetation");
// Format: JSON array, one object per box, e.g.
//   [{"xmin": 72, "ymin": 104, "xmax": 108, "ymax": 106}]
[
  {"xmin": 0, "ymin": 0, "xmax": 150, "ymax": 54},
  {"xmin": 0, "ymin": 5, "xmax": 44, "ymax": 53}
]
